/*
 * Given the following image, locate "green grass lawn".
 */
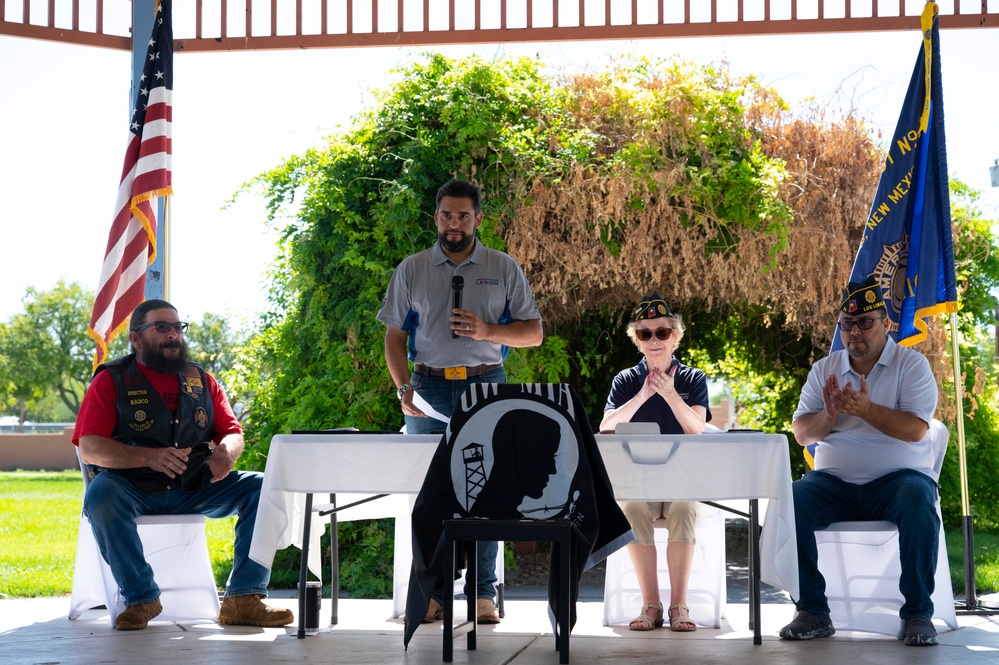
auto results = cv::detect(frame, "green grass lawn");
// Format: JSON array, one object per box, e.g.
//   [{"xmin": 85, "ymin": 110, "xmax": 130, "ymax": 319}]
[
  {"xmin": 0, "ymin": 471, "xmax": 236, "ymax": 597},
  {"xmin": 0, "ymin": 471, "xmax": 82, "ymax": 597},
  {"xmin": 2, "ymin": 470, "xmax": 998, "ymax": 600},
  {"xmin": 946, "ymin": 529, "xmax": 999, "ymax": 598}
]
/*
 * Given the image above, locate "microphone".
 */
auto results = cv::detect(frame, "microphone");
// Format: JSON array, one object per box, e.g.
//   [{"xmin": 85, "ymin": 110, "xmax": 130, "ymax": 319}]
[{"xmin": 451, "ymin": 275, "xmax": 464, "ymax": 339}]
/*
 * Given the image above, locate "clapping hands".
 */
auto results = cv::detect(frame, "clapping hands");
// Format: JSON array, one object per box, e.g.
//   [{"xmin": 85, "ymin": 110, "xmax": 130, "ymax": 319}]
[
  {"xmin": 822, "ymin": 374, "xmax": 872, "ymax": 419},
  {"xmin": 644, "ymin": 365, "xmax": 679, "ymax": 401}
]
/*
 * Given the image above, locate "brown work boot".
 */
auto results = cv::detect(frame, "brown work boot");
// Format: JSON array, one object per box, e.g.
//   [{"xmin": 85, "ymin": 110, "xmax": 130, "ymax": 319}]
[
  {"xmin": 115, "ymin": 598, "xmax": 163, "ymax": 630},
  {"xmin": 423, "ymin": 598, "xmax": 444, "ymax": 623},
  {"xmin": 218, "ymin": 594, "xmax": 294, "ymax": 627},
  {"xmin": 476, "ymin": 598, "xmax": 501, "ymax": 624}
]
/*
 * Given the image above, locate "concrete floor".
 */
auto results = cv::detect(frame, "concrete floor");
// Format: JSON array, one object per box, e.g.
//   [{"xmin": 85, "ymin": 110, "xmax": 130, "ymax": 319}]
[{"xmin": 2, "ymin": 595, "xmax": 998, "ymax": 665}]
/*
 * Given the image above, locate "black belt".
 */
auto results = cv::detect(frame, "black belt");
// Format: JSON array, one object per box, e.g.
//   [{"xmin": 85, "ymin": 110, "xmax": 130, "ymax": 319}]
[{"xmin": 414, "ymin": 362, "xmax": 502, "ymax": 378}]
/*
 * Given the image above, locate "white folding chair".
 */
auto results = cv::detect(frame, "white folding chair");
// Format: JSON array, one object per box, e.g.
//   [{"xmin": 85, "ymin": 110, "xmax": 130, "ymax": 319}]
[
  {"xmin": 815, "ymin": 419, "xmax": 958, "ymax": 637},
  {"xmin": 68, "ymin": 449, "xmax": 221, "ymax": 625},
  {"xmin": 602, "ymin": 421, "xmax": 727, "ymax": 628}
]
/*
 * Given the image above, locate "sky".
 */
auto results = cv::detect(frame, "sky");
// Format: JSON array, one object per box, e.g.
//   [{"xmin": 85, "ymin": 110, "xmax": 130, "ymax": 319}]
[{"xmin": 1, "ymin": 19, "xmax": 997, "ymax": 330}]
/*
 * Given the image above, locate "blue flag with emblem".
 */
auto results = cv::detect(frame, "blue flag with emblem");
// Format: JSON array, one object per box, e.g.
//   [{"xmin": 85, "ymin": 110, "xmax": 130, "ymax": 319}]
[
  {"xmin": 834, "ymin": 3, "xmax": 957, "ymax": 351},
  {"xmin": 811, "ymin": 3, "xmax": 957, "ymax": 467}
]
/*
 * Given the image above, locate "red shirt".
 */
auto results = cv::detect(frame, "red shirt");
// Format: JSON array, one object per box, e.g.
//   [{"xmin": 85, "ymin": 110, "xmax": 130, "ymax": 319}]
[{"xmin": 73, "ymin": 362, "xmax": 242, "ymax": 445}]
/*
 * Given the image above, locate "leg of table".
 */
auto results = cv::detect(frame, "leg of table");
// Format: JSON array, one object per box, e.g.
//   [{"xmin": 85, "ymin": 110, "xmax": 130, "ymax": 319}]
[
  {"xmin": 297, "ymin": 492, "xmax": 313, "ymax": 639},
  {"xmin": 750, "ymin": 498, "xmax": 762, "ymax": 646},
  {"xmin": 443, "ymin": 532, "xmax": 455, "ymax": 663},
  {"xmin": 329, "ymin": 493, "xmax": 338, "ymax": 626}
]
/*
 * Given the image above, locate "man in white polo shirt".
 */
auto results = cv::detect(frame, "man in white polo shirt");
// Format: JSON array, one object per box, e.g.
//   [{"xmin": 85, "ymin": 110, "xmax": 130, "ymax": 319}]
[
  {"xmin": 376, "ymin": 178, "xmax": 543, "ymax": 624},
  {"xmin": 780, "ymin": 276, "xmax": 940, "ymax": 646}
]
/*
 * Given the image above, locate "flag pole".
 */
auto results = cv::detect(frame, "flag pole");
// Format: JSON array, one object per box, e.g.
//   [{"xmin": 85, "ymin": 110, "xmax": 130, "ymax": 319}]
[
  {"xmin": 949, "ymin": 312, "xmax": 975, "ymax": 609},
  {"xmin": 162, "ymin": 197, "xmax": 171, "ymax": 301}
]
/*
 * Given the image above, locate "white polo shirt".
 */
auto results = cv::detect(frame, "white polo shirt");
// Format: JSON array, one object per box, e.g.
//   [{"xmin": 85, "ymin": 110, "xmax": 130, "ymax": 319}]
[
  {"xmin": 793, "ymin": 337, "xmax": 938, "ymax": 483},
  {"xmin": 376, "ymin": 240, "xmax": 540, "ymax": 368}
]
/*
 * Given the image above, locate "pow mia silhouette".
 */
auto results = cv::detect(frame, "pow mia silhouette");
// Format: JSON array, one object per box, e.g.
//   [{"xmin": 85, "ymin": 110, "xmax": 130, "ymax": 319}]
[{"xmin": 447, "ymin": 387, "xmax": 581, "ymax": 522}]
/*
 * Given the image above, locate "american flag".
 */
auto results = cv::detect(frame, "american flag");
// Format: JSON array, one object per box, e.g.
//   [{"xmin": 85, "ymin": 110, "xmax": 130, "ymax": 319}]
[{"xmin": 87, "ymin": 0, "xmax": 174, "ymax": 370}]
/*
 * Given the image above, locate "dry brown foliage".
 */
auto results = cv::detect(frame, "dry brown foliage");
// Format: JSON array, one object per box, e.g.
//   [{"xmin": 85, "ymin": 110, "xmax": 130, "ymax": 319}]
[
  {"xmin": 755, "ymin": 106, "xmax": 883, "ymax": 345},
  {"xmin": 504, "ymin": 72, "xmax": 883, "ymax": 349},
  {"xmin": 500, "ymin": 62, "xmax": 963, "ymax": 415}
]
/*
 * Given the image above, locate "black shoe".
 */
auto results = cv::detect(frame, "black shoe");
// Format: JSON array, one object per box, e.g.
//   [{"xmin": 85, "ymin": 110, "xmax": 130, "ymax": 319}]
[
  {"xmin": 903, "ymin": 616, "xmax": 938, "ymax": 646},
  {"xmin": 779, "ymin": 611, "xmax": 835, "ymax": 640}
]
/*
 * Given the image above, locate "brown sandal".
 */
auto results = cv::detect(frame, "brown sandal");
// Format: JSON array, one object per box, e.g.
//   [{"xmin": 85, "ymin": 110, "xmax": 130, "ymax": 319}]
[
  {"xmin": 668, "ymin": 603, "xmax": 696, "ymax": 632},
  {"xmin": 628, "ymin": 601, "xmax": 664, "ymax": 631}
]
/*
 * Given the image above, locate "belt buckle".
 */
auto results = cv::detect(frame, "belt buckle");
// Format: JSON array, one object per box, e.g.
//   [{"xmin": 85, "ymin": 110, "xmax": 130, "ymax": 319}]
[{"xmin": 443, "ymin": 366, "xmax": 467, "ymax": 380}]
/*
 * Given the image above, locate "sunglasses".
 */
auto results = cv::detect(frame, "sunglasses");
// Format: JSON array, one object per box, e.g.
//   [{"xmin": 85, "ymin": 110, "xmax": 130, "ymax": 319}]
[
  {"xmin": 135, "ymin": 321, "xmax": 189, "ymax": 334},
  {"xmin": 635, "ymin": 327, "xmax": 674, "ymax": 342},
  {"xmin": 838, "ymin": 317, "xmax": 883, "ymax": 332}
]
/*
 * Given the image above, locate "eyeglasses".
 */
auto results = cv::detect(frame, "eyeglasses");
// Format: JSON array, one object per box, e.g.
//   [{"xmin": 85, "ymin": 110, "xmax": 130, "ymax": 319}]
[
  {"xmin": 838, "ymin": 317, "xmax": 883, "ymax": 332},
  {"xmin": 635, "ymin": 327, "xmax": 674, "ymax": 342},
  {"xmin": 135, "ymin": 321, "xmax": 189, "ymax": 334}
]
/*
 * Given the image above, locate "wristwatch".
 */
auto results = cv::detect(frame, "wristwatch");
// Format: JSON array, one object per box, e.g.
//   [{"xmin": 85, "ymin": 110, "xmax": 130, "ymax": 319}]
[{"xmin": 396, "ymin": 384, "xmax": 412, "ymax": 400}]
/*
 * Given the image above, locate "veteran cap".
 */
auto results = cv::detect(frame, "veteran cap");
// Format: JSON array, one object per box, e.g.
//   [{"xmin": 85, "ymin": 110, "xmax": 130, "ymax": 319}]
[
  {"xmin": 633, "ymin": 293, "xmax": 675, "ymax": 321},
  {"xmin": 840, "ymin": 275, "xmax": 886, "ymax": 315}
]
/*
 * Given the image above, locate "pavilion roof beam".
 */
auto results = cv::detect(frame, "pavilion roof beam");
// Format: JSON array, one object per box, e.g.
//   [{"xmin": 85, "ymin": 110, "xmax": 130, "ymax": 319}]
[{"xmin": 0, "ymin": 0, "xmax": 994, "ymax": 53}]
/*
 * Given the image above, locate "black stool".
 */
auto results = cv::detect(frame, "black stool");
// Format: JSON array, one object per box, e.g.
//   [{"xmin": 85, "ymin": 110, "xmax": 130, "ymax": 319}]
[{"xmin": 442, "ymin": 518, "xmax": 573, "ymax": 664}]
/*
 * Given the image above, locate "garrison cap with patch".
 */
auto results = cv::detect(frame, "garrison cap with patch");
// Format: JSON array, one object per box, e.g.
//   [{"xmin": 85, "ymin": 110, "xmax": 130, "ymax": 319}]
[
  {"xmin": 633, "ymin": 293, "xmax": 675, "ymax": 321},
  {"xmin": 840, "ymin": 275, "xmax": 886, "ymax": 315}
]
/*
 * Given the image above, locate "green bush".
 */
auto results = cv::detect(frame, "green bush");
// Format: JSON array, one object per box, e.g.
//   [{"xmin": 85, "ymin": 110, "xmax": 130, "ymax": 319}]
[
  {"xmin": 266, "ymin": 519, "xmax": 395, "ymax": 598},
  {"xmin": 939, "ymin": 379, "xmax": 999, "ymax": 532}
]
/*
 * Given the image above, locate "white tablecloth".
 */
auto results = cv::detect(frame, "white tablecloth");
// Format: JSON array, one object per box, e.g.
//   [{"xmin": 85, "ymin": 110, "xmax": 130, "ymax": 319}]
[
  {"xmin": 248, "ymin": 433, "xmax": 440, "ymax": 576},
  {"xmin": 249, "ymin": 430, "xmax": 798, "ymax": 600},
  {"xmin": 595, "ymin": 431, "xmax": 798, "ymax": 598}
]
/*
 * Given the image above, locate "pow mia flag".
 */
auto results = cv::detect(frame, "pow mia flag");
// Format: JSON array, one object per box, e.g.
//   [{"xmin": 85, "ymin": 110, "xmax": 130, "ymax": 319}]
[{"xmin": 403, "ymin": 383, "xmax": 633, "ymax": 647}]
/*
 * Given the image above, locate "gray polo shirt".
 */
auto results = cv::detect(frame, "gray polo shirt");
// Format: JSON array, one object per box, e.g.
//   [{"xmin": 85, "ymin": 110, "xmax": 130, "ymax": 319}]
[
  {"xmin": 793, "ymin": 337, "xmax": 937, "ymax": 483},
  {"xmin": 376, "ymin": 240, "xmax": 541, "ymax": 368}
]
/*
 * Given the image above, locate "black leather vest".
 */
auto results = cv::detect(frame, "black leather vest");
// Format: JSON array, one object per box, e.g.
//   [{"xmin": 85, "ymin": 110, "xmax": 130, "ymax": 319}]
[{"xmin": 97, "ymin": 354, "xmax": 216, "ymax": 494}]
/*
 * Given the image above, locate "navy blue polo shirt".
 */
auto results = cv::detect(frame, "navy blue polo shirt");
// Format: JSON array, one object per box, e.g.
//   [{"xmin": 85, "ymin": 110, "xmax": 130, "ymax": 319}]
[{"xmin": 604, "ymin": 357, "xmax": 712, "ymax": 433}]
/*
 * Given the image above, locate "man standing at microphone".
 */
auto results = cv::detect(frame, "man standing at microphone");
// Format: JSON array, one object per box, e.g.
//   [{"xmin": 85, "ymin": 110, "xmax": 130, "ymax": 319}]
[{"xmin": 376, "ymin": 178, "xmax": 543, "ymax": 624}]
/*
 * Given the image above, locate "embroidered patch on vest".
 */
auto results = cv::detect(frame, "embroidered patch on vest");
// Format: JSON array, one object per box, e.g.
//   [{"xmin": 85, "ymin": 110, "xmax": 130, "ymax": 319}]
[
  {"xmin": 129, "ymin": 408, "xmax": 154, "ymax": 432},
  {"xmin": 193, "ymin": 406, "xmax": 209, "ymax": 430},
  {"xmin": 181, "ymin": 368, "xmax": 205, "ymax": 397},
  {"xmin": 123, "ymin": 369, "xmax": 143, "ymax": 387}
]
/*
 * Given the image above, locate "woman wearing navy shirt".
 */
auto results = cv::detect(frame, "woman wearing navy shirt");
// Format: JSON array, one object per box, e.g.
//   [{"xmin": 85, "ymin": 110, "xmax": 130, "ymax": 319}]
[{"xmin": 600, "ymin": 294, "xmax": 711, "ymax": 632}]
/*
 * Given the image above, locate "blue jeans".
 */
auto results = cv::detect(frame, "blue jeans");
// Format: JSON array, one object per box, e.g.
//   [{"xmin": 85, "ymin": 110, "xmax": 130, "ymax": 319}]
[
  {"xmin": 791, "ymin": 468, "xmax": 939, "ymax": 619},
  {"xmin": 83, "ymin": 469, "xmax": 270, "ymax": 606},
  {"xmin": 408, "ymin": 367, "xmax": 505, "ymax": 602}
]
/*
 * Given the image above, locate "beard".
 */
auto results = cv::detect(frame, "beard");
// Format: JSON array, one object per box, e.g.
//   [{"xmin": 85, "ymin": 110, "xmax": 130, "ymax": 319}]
[
  {"xmin": 438, "ymin": 229, "xmax": 475, "ymax": 254},
  {"xmin": 845, "ymin": 338, "xmax": 871, "ymax": 359},
  {"xmin": 140, "ymin": 339, "xmax": 191, "ymax": 374}
]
